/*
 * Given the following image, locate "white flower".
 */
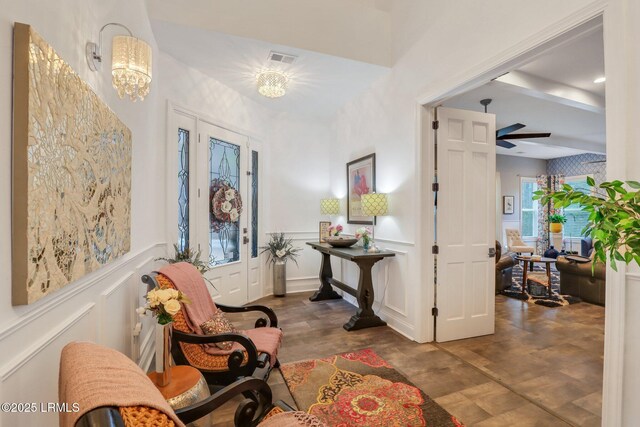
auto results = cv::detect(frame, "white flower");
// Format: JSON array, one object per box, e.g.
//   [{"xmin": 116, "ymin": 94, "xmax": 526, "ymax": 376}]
[
  {"xmin": 155, "ymin": 289, "xmax": 173, "ymax": 304},
  {"xmin": 221, "ymin": 201, "xmax": 232, "ymax": 213},
  {"xmin": 146, "ymin": 289, "xmax": 160, "ymax": 308},
  {"xmin": 229, "ymin": 208, "xmax": 239, "ymax": 221},
  {"xmin": 169, "ymin": 289, "xmax": 180, "ymax": 299},
  {"xmin": 163, "ymin": 299, "xmax": 181, "ymax": 316},
  {"xmin": 136, "ymin": 307, "xmax": 146, "ymax": 317},
  {"xmin": 276, "ymin": 249, "xmax": 286, "ymax": 258},
  {"xmin": 225, "ymin": 189, "xmax": 236, "ymax": 201}
]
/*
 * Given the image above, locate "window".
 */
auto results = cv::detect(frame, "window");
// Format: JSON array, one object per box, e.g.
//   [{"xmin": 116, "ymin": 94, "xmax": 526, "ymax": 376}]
[
  {"xmin": 520, "ymin": 177, "xmax": 538, "ymax": 238},
  {"xmin": 563, "ymin": 175, "xmax": 592, "ymax": 238},
  {"xmin": 177, "ymin": 128, "xmax": 190, "ymax": 252}
]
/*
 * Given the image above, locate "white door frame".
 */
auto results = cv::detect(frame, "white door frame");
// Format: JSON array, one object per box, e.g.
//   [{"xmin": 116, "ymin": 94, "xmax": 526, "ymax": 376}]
[
  {"xmin": 416, "ymin": 2, "xmax": 626, "ymax": 424},
  {"xmin": 165, "ymin": 101, "xmax": 265, "ymax": 304}
]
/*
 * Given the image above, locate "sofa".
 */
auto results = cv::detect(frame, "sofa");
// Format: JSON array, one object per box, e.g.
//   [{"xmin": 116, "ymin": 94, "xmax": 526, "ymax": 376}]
[
  {"xmin": 495, "ymin": 240, "xmax": 515, "ymax": 293},
  {"xmin": 556, "ymin": 252, "xmax": 606, "ymax": 305}
]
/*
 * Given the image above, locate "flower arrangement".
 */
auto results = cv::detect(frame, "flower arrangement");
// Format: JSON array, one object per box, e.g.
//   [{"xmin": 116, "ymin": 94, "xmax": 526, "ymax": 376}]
[
  {"xmin": 355, "ymin": 227, "xmax": 372, "ymax": 246},
  {"xmin": 137, "ymin": 285, "xmax": 191, "ymax": 325},
  {"xmin": 210, "ymin": 179, "xmax": 243, "ymax": 227},
  {"xmin": 327, "ymin": 224, "xmax": 343, "ymax": 236},
  {"xmin": 260, "ymin": 232, "xmax": 302, "ymax": 265}
]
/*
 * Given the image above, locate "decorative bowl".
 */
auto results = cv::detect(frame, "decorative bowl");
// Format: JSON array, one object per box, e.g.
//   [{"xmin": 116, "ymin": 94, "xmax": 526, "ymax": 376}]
[{"xmin": 325, "ymin": 237, "xmax": 358, "ymax": 248}]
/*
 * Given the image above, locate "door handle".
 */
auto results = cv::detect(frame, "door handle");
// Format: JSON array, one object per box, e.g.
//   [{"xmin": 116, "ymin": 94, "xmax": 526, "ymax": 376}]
[
  {"xmin": 243, "ymin": 236, "xmax": 249, "ymax": 245},
  {"xmin": 488, "ymin": 247, "xmax": 496, "ymax": 258}
]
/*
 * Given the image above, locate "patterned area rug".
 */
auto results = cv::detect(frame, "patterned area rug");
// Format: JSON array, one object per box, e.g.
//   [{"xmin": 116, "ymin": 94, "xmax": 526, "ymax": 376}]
[
  {"xmin": 501, "ymin": 263, "xmax": 580, "ymax": 307},
  {"xmin": 281, "ymin": 348, "xmax": 463, "ymax": 427}
]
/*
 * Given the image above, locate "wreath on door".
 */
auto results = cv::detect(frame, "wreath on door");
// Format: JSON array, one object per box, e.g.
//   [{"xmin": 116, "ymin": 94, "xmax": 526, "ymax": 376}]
[{"xmin": 210, "ymin": 179, "xmax": 243, "ymax": 230}]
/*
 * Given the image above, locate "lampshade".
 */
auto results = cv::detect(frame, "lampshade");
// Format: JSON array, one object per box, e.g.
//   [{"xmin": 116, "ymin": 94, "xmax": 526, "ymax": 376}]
[
  {"xmin": 320, "ymin": 198, "xmax": 340, "ymax": 215},
  {"xmin": 112, "ymin": 35, "xmax": 152, "ymax": 101},
  {"xmin": 361, "ymin": 193, "xmax": 388, "ymax": 216},
  {"xmin": 257, "ymin": 70, "xmax": 288, "ymax": 98}
]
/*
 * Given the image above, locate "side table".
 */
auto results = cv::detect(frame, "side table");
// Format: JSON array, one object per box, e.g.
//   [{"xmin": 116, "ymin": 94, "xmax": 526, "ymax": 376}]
[{"xmin": 148, "ymin": 365, "xmax": 210, "ymax": 426}]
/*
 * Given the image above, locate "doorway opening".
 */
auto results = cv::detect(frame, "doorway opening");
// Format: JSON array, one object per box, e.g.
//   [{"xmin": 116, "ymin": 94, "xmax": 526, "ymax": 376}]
[{"xmin": 424, "ymin": 16, "xmax": 607, "ymax": 426}]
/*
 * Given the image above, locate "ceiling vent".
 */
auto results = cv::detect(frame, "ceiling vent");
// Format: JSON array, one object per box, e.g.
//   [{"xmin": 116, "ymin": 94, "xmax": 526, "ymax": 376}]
[{"xmin": 268, "ymin": 51, "xmax": 297, "ymax": 64}]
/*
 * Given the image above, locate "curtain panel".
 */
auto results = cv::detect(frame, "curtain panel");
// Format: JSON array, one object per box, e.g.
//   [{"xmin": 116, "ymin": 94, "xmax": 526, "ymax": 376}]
[{"xmin": 536, "ymin": 174, "xmax": 564, "ymax": 254}]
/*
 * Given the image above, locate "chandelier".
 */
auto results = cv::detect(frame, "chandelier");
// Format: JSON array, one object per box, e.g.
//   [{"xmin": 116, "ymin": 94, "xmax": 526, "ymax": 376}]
[
  {"xmin": 256, "ymin": 70, "xmax": 288, "ymax": 98},
  {"xmin": 86, "ymin": 23, "xmax": 153, "ymax": 102}
]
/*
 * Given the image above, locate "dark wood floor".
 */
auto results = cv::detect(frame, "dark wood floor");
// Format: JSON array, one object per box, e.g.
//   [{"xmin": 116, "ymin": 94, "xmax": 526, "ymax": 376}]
[{"xmin": 211, "ymin": 292, "xmax": 604, "ymax": 426}]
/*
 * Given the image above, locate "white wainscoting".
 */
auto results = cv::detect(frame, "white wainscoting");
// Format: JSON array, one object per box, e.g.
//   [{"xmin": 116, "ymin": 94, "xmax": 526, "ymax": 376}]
[
  {"xmin": 261, "ymin": 232, "xmax": 418, "ymax": 340},
  {"xmin": 336, "ymin": 238, "xmax": 417, "ymax": 340},
  {"xmin": 0, "ymin": 243, "xmax": 166, "ymax": 427},
  {"xmin": 262, "ymin": 231, "xmax": 328, "ymax": 295}
]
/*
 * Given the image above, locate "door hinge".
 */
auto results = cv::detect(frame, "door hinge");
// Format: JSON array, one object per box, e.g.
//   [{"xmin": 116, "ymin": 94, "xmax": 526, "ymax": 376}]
[
  {"xmin": 432, "ymin": 120, "xmax": 439, "ymax": 130},
  {"xmin": 246, "ymin": 171, "xmax": 251, "ymax": 176},
  {"xmin": 432, "ymin": 307, "xmax": 439, "ymax": 316},
  {"xmin": 198, "ymin": 133, "xmax": 201, "ymax": 143},
  {"xmin": 432, "ymin": 245, "xmax": 439, "ymax": 254},
  {"xmin": 432, "ymin": 182, "xmax": 439, "ymax": 192},
  {"xmin": 198, "ymin": 188, "xmax": 201, "ymax": 198}
]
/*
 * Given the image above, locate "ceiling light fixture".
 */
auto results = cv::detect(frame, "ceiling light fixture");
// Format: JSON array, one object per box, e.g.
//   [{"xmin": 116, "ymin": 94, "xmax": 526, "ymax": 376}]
[
  {"xmin": 86, "ymin": 23, "xmax": 153, "ymax": 101},
  {"xmin": 256, "ymin": 70, "xmax": 288, "ymax": 98},
  {"xmin": 594, "ymin": 77, "xmax": 606, "ymax": 83}
]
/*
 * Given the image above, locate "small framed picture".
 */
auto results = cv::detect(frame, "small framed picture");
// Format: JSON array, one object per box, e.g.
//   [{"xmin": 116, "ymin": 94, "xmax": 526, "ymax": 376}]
[
  {"xmin": 319, "ymin": 221, "xmax": 331, "ymax": 242},
  {"xmin": 503, "ymin": 196, "xmax": 514, "ymax": 214}
]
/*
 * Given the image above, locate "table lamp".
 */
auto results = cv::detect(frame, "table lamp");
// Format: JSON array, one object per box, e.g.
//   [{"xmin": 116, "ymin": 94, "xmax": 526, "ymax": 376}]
[
  {"xmin": 361, "ymin": 193, "xmax": 388, "ymax": 240},
  {"xmin": 320, "ymin": 198, "xmax": 340, "ymax": 216}
]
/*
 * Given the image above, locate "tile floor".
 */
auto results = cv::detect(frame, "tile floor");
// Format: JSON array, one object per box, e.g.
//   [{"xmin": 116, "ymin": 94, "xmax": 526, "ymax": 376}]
[{"xmin": 211, "ymin": 292, "xmax": 604, "ymax": 426}]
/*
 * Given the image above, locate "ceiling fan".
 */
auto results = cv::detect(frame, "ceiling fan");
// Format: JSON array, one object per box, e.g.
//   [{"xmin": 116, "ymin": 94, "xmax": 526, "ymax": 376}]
[{"xmin": 480, "ymin": 98, "xmax": 551, "ymax": 149}]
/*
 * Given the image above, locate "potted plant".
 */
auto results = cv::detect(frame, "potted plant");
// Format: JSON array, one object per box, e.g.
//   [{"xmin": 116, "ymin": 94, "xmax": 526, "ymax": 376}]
[
  {"xmin": 260, "ymin": 233, "xmax": 302, "ymax": 297},
  {"xmin": 355, "ymin": 227, "xmax": 372, "ymax": 251},
  {"xmin": 534, "ymin": 177, "xmax": 640, "ymax": 271},
  {"xmin": 548, "ymin": 213, "xmax": 566, "ymax": 233}
]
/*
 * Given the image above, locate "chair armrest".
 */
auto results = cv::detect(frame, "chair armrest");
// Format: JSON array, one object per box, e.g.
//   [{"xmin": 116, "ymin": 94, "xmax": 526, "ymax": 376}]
[
  {"xmin": 216, "ymin": 304, "xmax": 278, "ymax": 328},
  {"xmin": 172, "ymin": 329, "xmax": 260, "ymax": 370},
  {"xmin": 175, "ymin": 377, "xmax": 273, "ymax": 426}
]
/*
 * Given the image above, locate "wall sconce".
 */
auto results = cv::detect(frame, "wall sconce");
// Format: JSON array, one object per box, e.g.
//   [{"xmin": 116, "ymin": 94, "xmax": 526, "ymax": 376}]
[
  {"xmin": 320, "ymin": 198, "xmax": 340, "ymax": 216},
  {"xmin": 86, "ymin": 23, "xmax": 152, "ymax": 101},
  {"xmin": 362, "ymin": 193, "xmax": 388, "ymax": 239}
]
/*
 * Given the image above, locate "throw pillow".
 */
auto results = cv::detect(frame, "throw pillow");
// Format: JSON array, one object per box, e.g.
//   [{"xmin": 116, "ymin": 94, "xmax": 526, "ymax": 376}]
[{"xmin": 200, "ymin": 311, "xmax": 237, "ymax": 350}]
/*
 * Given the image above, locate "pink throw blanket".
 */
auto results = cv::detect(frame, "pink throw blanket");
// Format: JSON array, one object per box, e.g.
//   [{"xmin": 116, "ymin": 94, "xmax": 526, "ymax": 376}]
[
  {"xmin": 159, "ymin": 262, "xmax": 281, "ymax": 365},
  {"xmin": 59, "ymin": 341, "xmax": 185, "ymax": 427}
]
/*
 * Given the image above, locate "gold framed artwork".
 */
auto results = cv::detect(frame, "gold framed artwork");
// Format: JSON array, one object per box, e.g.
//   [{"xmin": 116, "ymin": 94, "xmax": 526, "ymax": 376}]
[
  {"xmin": 319, "ymin": 221, "xmax": 331, "ymax": 242},
  {"xmin": 347, "ymin": 153, "xmax": 376, "ymax": 225},
  {"xmin": 12, "ymin": 23, "xmax": 132, "ymax": 305}
]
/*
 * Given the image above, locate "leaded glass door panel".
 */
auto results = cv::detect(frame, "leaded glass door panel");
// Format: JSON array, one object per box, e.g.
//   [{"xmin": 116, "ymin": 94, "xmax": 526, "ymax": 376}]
[{"xmin": 197, "ymin": 122, "xmax": 249, "ymax": 306}]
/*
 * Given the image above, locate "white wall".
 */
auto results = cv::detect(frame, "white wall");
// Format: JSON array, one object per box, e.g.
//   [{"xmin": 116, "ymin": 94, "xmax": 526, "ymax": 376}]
[
  {"xmin": 0, "ymin": 1, "xmax": 166, "ymax": 425},
  {"xmin": 159, "ymin": 53, "xmax": 332, "ymax": 298},
  {"xmin": 496, "ymin": 155, "xmax": 547, "ymax": 245},
  {"xmin": 330, "ymin": 0, "xmax": 640, "ymax": 424}
]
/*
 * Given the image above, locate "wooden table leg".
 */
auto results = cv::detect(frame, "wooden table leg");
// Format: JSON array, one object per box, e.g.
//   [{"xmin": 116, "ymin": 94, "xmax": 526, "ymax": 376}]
[
  {"xmin": 546, "ymin": 262, "xmax": 552, "ymax": 297},
  {"xmin": 522, "ymin": 260, "xmax": 529, "ymax": 294},
  {"xmin": 309, "ymin": 251, "xmax": 342, "ymax": 301},
  {"xmin": 343, "ymin": 258, "xmax": 387, "ymax": 331}
]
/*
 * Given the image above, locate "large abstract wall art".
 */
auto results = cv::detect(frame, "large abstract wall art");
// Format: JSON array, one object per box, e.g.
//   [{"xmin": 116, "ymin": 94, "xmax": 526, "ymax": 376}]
[{"xmin": 12, "ymin": 23, "xmax": 132, "ymax": 305}]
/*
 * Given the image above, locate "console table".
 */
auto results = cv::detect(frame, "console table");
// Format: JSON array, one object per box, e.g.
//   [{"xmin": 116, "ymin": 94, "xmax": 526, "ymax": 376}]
[{"xmin": 306, "ymin": 242, "xmax": 395, "ymax": 331}]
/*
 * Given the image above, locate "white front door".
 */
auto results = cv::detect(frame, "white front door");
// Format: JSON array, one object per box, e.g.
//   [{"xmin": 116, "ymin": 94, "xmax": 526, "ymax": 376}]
[
  {"xmin": 435, "ymin": 107, "xmax": 496, "ymax": 342},
  {"xmin": 197, "ymin": 121, "xmax": 249, "ymax": 306}
]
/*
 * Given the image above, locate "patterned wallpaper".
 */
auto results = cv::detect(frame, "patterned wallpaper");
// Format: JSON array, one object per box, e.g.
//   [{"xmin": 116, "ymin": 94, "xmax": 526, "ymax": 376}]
[{"xmin": 547, "ymin": 153, "xmax": 606, "ymax": 185}]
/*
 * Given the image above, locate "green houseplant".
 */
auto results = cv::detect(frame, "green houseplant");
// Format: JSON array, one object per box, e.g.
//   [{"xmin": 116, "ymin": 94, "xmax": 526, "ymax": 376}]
[
  {"xmin": 260, "ymin": 233, "xmax": 302, "ymax": 296},
  {"xmin": 156, "ymin": 244, "xmax": 211, "ymax": 274},
  {"xmin": 534, "ymin": 177, "xmax": 640, "ymax": 271},
  {"xmin": 548, "ymin": 213, "xmax": 566, "ymax": 233}
]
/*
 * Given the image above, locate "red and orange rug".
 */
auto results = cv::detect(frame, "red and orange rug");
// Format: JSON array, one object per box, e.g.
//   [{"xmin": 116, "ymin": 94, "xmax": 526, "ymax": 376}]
[{"xmin": 281, "ymin": 348, "xmax": 463, "ymax": 427}]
